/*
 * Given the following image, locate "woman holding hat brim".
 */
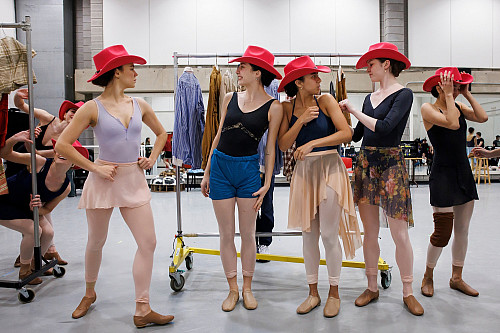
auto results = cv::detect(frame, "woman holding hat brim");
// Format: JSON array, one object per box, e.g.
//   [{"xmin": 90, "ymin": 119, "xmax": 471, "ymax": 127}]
[
  {"xmin": 200, "ymin": 45, "xmax": 283, "ymax": 312},
  {"xmin": 0, "ymin": 129, "xmax": 88, "ymax": 285},
  {"xmin": 55, "ymin": 45, "xmax": 172, "ymax": 327},
  {"xmin": 278, "ymin": 56, "xmax": 362, "ymax": 317},
  {"xmin": 420, "ymin": 67, "xmax": 487, "ymax": 298},
  {"xmin": 339, "ymin": 42, "xmax": 424, "ymax": 315},
  {"xmin": 10, "ymin": 92, "xmax": 84, "ymax": 267}
]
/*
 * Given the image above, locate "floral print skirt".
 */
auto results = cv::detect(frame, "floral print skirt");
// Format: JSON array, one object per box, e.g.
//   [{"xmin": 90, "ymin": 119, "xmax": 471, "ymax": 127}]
[{"xmin": 353, "ymin": 147, "xmax": 414, "ymax": 228}]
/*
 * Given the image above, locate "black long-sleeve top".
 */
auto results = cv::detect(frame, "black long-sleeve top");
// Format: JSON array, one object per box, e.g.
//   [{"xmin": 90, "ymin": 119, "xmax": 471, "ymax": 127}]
[{"xmin": 352, "ymin": 88, "xmax": 413, "ymax": 147}]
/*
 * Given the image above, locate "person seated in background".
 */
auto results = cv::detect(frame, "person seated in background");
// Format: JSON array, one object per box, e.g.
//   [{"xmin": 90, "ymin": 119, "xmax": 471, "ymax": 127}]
[
  {"xmin": 475, "ymin": 132, "xmax": 484, "ymax": 148},
  {"xmin": 492, "ymin": 135, "xmax": 500, "ymax": 147}
]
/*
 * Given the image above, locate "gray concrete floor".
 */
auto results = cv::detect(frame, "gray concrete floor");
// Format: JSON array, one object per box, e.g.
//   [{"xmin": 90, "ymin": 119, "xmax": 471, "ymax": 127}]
[{"xmin": 1, "ymin": 183, "xmax": 499, "ymax": 332}]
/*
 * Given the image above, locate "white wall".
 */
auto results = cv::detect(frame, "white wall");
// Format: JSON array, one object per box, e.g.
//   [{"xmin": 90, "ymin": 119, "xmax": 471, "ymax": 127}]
[
  {"xmin": 409, "ymin": 0, "xmax": 500, "ymax": 68},
  {"xmin": 0, "ymin": 0, "xmax": 17, "ymax": 38},
  {"xmin": 103, "ymin": 0, "xmax": 379, "ymax": 66}
]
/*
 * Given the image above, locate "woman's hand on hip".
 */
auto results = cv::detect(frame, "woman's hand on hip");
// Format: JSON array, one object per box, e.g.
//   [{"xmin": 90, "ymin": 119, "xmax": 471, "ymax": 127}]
[
  {"xmin": 95, "ymin": 164, "xmax": 117, "ymax": 181},
  {"xmin": 137, "ymin": 157, "xmax": 154, "ymax": 170}
]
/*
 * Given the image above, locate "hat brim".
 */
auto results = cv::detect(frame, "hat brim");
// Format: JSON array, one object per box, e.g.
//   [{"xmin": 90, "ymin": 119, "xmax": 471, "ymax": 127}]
[
  {"xmin": 423, "ymin": 73, "xmax": 474, "ymax": 92},
  {"xmin": 51, "ymin": 139, "xmax": 90, "ymax": 168},
  {"xmin": 87, "ymin": 55, "xmax": 147, "ymax": 82},
  {"xmin": 58, "ymin": 101, "xmax": 84, "ymax": 120},
  {"xmin": 355, "ymin": 49, "xmax": 411, "ymax": 70},
  {"xmin": 228, "ymin": 56, "xmax": 282, "ymax": 80},
  {"xmin": 277, "ymin": 66, "xmax": 331, "ymax": 92}
]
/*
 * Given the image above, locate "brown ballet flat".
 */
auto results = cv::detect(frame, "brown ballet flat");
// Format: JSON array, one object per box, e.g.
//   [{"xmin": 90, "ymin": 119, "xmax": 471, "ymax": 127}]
[
  {"xmin": 44, "ymin": 251, "xmax": 68, "ymax": 265},
  {"xmin": 19, "ymin": 263, "xmax": 42, "ymax": 285},
  {"xmin": 449, "ymin": 278, "xmax": 479, "ymax": 297},
  {"xmin": 222, "ymin": 290, "xmax": 239, "ymax": 312},
  {"xmin": 72, "ymin": 294, "xmax": 97, "ymax": 319},
  {"xmin": 133, "ymin": 310, "xmax": 174, "ymax": 328},
  {"xmin": 403, "ymin": 295, "xmax": 424, "ymax": 316},
  {"xmin": 296, "ymin": 295, "xmax": 321, "ymax": 314},
  {"xmin": 323, "ymin": 296, "xmax": 341, "ymax": 318},
  {"xmin": 242, "ymin": 290, "xmax": 258, "ymax": 310},
  {"xmin": 355, "ymin": 289, "xmax": 379, "ymax": 307},
  {"xmin": 14, "ymin": 255, "xmax": 21, "ymax": 268},
  {"xmin": 421, "ymin": 276, "xmax": 434, "ymax": 297}
]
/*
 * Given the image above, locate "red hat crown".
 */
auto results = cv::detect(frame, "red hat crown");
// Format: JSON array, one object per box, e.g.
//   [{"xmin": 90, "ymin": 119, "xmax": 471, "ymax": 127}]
[
  {"xmin": 88, "ymin": 45, "xmax": 146, "ymax": 82},
  {"xmin": 422, "ymin": 67, "xmax": 474, "ymax": 92},
  {"xmin": 228, "ymin": 45, "xmax": 282, "ymax": 79},
  {"xmin": 434, "ymin": 67, "xmax": 464, "ymax": 80},
  {"xmin": 94, "ymin": 45, "xmax": 132, "ymax": 72},
  {"xmin": 277, "ymin": 56, "xmax": 330, "ymax": 92},
  {"xmin": 59, "ymin": 100, "xmax": 84, "ymax": 120},
  {"xmin": 356, "ymin": 42, "xmax": 411, "ymax": 70},
  {"xmin": 283, "ymin": 56, "xmax": 319, "ymax": 76}
]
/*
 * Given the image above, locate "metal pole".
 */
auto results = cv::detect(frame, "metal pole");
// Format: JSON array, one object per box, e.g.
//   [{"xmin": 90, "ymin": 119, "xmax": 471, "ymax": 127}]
[
  {"xmin": 173, "ymin": 52, "xmax": 183, "ymax": 236},
  {"xmin": 24, "ymin": 16, "xmax": 41, "ymax": 270}
]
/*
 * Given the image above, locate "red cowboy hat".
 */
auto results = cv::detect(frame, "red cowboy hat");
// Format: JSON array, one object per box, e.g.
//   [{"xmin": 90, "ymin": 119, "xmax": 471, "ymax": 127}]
[
  {"xmin": 356, "ymin": 42, "xmax": 411, "ymax": 70},
  {"xmin": 277, "ymin": 56, "xmax": 330, "ymax": 92},
  {"xmin": 58, "ymin": 100, "xmax": 84, "ymax": 120},
  {"xmin": 229, "ymin": 45, "xmax": 282, "ymax": 80},
  {"xmin": 87, "ymin": 45, "xmax": 146, "ymax": 82},
  {"xmin": 423, "ymin": 67, "xmax": 474, "ymax": 92},
  {"xmin": 51, "ymin": 139, "xmax": 89, "ymax": 169}
]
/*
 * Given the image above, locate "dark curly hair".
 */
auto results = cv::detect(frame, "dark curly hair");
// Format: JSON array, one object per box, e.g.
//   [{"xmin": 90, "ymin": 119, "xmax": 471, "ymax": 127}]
[
  {"xmin": 283, "ymin": 77, "xmax": 304, "ymax": 97},
  {"xmin": 249, "ymin": 64, "xmax": 276, "ymax": 87},
  {"xmin": 91, "ymin": 66, "xmax": 123, "ymax": 87},
  {"xmin": 376, "ymin": 58, "xmax": 406, "ymax": 77}
]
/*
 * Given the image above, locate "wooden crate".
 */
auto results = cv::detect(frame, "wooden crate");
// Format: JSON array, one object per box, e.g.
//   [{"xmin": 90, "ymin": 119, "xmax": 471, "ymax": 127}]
[{"xmin": 150, "ymin": 184, "xmax": 185, "ymax": 192}]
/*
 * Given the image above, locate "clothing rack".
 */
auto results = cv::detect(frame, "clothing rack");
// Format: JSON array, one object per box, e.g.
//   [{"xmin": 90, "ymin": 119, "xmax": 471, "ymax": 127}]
[
  {"xmin": 172, "ymin": 51, "xmax": 362, "ymax": 236},
  {"xmin": 168, "ymin": 52, "xmax": 392, "ymax": 293},
  {"xmin": 0, "ymin": 17, "xmax": 60, "ymax": 303}
]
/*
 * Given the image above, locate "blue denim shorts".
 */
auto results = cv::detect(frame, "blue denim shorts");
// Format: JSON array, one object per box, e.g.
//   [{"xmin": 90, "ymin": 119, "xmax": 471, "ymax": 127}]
[{"xmin": 209, "ymin": 149, "xmax": 260, "ymax": 200}]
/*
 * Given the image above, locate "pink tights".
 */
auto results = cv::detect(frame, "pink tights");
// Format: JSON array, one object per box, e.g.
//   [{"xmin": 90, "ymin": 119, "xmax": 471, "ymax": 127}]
[
  {"xmin": 0, "ymin": 216, "xmax": 53, "ymax": 264},
  {"xmin": 85, "ymin": 203, "xmax": 156, "ymax": 303},
  {"xmin": 302, "ymin": 187, "xmax": 342, "ymax": 286},
  {"xmin": 213, "ymin": 198, "xmax": 257, "ymax": 278},
  {"xmin": 426, "ymin": 201, "xmax": 474, "ymax": 268},
  {"xmin": 358, "ymin": 203, "xmax": 414, "ymax": 297}
]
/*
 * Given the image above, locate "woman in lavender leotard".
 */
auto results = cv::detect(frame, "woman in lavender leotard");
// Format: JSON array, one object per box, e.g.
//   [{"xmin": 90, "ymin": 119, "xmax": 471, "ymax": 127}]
[{"xmin": 56, "ymin": 45, "xmax": 172, "ymax": 328}]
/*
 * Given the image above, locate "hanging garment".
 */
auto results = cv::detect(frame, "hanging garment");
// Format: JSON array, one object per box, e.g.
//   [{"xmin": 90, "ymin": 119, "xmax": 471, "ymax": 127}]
[
  {"xmin": 335, "ymin": 67, "xmax": 351, "ymax": 126},
  {"xmin": 201, "ymin": 66, "xmax": 221, "ymax": 169},
  {"xmin": 0, "ymin": 95, "xmax": 8, "ymax": 193},
  {"xmin": 172, "ymin": 71, "xmax": 205, "ymax": 169},
  {"xmin": 329, "ymin": 80, "xmax": 336, "ymax": 99},
  {"xmin": 0, "ymin": 37, "xmax": 37, "ymax": 94},
  {"xmin": 0, "ymin": 93, "xmax": 8, "ymax": 147},
  {"xmin": 257, "ymin": 79, "xmax": 283, "ymax": 174},
  {"xmin": 219, "ymin": 69, "xmax": 236, "ymax": 121}
]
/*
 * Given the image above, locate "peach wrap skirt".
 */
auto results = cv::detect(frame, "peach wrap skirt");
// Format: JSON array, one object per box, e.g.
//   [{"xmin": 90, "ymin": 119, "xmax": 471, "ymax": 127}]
[{"xmin": 288, "ymin": 150, "xmax": 362, "ymax": 260}]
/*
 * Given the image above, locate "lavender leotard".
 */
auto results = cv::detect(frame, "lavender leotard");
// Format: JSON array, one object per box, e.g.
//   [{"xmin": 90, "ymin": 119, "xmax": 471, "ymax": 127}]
[{"xmin": 93, "ymin": 98, "xmax": 142, "ymax": 163}]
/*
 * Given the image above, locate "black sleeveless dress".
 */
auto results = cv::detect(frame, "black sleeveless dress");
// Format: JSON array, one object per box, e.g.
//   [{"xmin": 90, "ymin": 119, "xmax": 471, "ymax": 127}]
[
  {"xmin": 0, "ymin": 158, "xmax": 69, "ymax": 219},
  {"xmin": 427, "ymin": 104, "xmax": 478, "ymax": 207}
]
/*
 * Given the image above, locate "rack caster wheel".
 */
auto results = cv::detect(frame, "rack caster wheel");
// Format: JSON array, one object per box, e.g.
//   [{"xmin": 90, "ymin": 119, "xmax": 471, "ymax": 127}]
[
  {"xmin": 185, "ymin": 254, "xmax": 193, "ymax": 270},
  {"xmin": 18, "ymin": 288, "xmax": 35, "ymax": 303},
  {"xmin": 170, "ymin": 275, "xmax": 185, "ymax": 292},
  {"xmin": 53, "ymin": 266, "xmax": 66, "ymax": 278},
  {"xmin": 381, "ymin": 270, "xmax": 392, "ymax": 289}
]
